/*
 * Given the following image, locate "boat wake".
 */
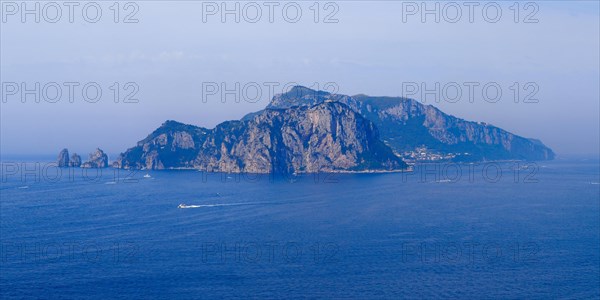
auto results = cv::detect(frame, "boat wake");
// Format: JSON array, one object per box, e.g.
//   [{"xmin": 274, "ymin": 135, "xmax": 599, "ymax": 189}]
[
  {"xmin": 435, "ymin": 179, "xmax": 454, "ymax": 183},
  {"xmin": 178, "ymin": 202, "xmax": 269, "ymax": 209},
  {"xmin": 178, "ymin": 204, "xmax": 202, "ymax": 208}
]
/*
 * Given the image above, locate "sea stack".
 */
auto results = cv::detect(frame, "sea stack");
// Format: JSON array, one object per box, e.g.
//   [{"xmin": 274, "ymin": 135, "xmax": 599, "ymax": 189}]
[
  {"xmin": 81, "ymin": 148, "xmax": 109, "ymax": 168},
  {"xmin": 57, "ymin": 148, "xmax": 70, "ymax": 167},
  {"xmin": 69, "ymin": 153, "xmax": 82, "ymax": 167}
]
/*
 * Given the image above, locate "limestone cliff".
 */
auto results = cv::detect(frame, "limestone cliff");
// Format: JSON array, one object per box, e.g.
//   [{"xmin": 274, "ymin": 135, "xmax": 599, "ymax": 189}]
[
  {"xmin": 266, "ymin": 86, "xmax": 555, "ymax": 161},
  {"xmin": 114, "ymin": 102, "xmax": 407, "ymax": 172}
]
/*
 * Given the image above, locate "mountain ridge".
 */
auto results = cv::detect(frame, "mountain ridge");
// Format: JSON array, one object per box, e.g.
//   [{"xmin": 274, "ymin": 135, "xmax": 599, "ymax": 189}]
[
  {"xmin": 266, "ymin": 86, "xmax": 554, "ymax": 162},
  {"xmin": 111, "ymin": 85, "xmax": 554, "ymax": 172}
]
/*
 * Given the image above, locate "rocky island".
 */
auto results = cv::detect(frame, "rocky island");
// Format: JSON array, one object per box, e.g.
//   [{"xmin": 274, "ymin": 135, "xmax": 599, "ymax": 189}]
[
  {"xmin": 81, "ymin": 148, "xmax": 109, "ymax": 168},
  {"xmin": 57, "ymin": 148, "xmax": 107, "ymax": 168},
  {"xmin": 57, "ymin": 148, "xmax": 70, "ymax": 167},
  {"xmin": 69, "ymin": 153, "xmax": 82, "ymax": 167},
  {"xmin": 112, "ymin": 86, "xmax": 554, "ymax": 172},
  {"xmin": 62, "ymin": 86, "xmax": 554, "ymax": 173}
]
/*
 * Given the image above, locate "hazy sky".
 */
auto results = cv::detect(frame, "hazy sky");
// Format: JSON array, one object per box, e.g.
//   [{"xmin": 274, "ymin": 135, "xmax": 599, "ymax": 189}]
[{"xmin": 1, "ymin": 1, "xmax": 599, "ymax": 158}]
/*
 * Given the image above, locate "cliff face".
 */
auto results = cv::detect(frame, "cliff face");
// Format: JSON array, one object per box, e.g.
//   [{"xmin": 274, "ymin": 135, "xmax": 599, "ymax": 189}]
[
  {"xmin": 113, "ymin": 122, "xmax": 209, "ymax": 170},
  {"xmin": 267, "ymin": 87, "xmax": 555, "ymax": 161},
  {"xmin": 114, "ymin": 102, "xmax": 407, "ymax": 172}
]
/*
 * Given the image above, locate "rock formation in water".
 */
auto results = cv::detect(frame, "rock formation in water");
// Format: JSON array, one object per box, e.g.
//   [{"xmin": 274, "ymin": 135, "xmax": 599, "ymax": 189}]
[
  {"xmin": 69, "ymin": 153, "xmax": 82, "ymax": 167},
  {"xmin": 57, "ymin": 148, "xmax": 70, "ymax": 167},
  {"xmin": 81, "ymin": 148, "xmax": 109, "ymax": 168}
]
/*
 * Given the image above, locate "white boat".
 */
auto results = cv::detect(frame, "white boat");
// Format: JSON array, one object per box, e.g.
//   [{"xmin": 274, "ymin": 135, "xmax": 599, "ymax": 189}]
[{"xmin": 143, "ymin": 173, "xmax": 151, "ymax": 178}]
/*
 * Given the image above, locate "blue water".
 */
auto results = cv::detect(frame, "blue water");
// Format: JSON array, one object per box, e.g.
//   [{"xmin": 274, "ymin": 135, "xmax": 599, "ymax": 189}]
[{"xmin": 1, "ymin": 158, "xmax": 599, "ymax": 299}]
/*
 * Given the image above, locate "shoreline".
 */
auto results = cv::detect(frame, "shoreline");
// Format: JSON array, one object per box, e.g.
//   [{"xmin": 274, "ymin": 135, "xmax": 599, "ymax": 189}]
[
  {"xmin": 0, "ymin": 158, "xmax": 565, "ymax": 175},
  {"xmin": 124, "ymin": 158, "xmax": 535, "ymax": 173}
]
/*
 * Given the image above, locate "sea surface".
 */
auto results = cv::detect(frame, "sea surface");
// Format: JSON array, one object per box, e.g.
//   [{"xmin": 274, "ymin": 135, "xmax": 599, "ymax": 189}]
[{"xmin": 1, "ymin": 157, "xmax": 599, "ymax": 299}]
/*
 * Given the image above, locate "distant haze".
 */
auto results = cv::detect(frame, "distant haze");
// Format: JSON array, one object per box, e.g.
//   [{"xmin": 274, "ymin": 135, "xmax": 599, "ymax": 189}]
[{"xmin": 1, "ymin": 2, "xmax": 598, "ymax": 157}]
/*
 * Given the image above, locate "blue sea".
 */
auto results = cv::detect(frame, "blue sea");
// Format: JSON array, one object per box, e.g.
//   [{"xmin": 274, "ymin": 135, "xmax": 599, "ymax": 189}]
[{"xmin": 1, "ymin": 157, "xmax": 599, "ymax": 299}]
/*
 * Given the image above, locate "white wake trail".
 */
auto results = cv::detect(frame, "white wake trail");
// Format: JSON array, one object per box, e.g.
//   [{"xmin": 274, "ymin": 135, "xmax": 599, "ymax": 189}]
[{"xmin": 178, "ymin": 202, "xmax": 270, "ymax": 209}]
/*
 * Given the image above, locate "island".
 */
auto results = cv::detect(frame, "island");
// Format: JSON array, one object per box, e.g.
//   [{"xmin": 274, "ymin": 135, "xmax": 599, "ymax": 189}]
[{"xmin": 108, "ymin": 86, "xmax": 553, "ymax": 173}]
